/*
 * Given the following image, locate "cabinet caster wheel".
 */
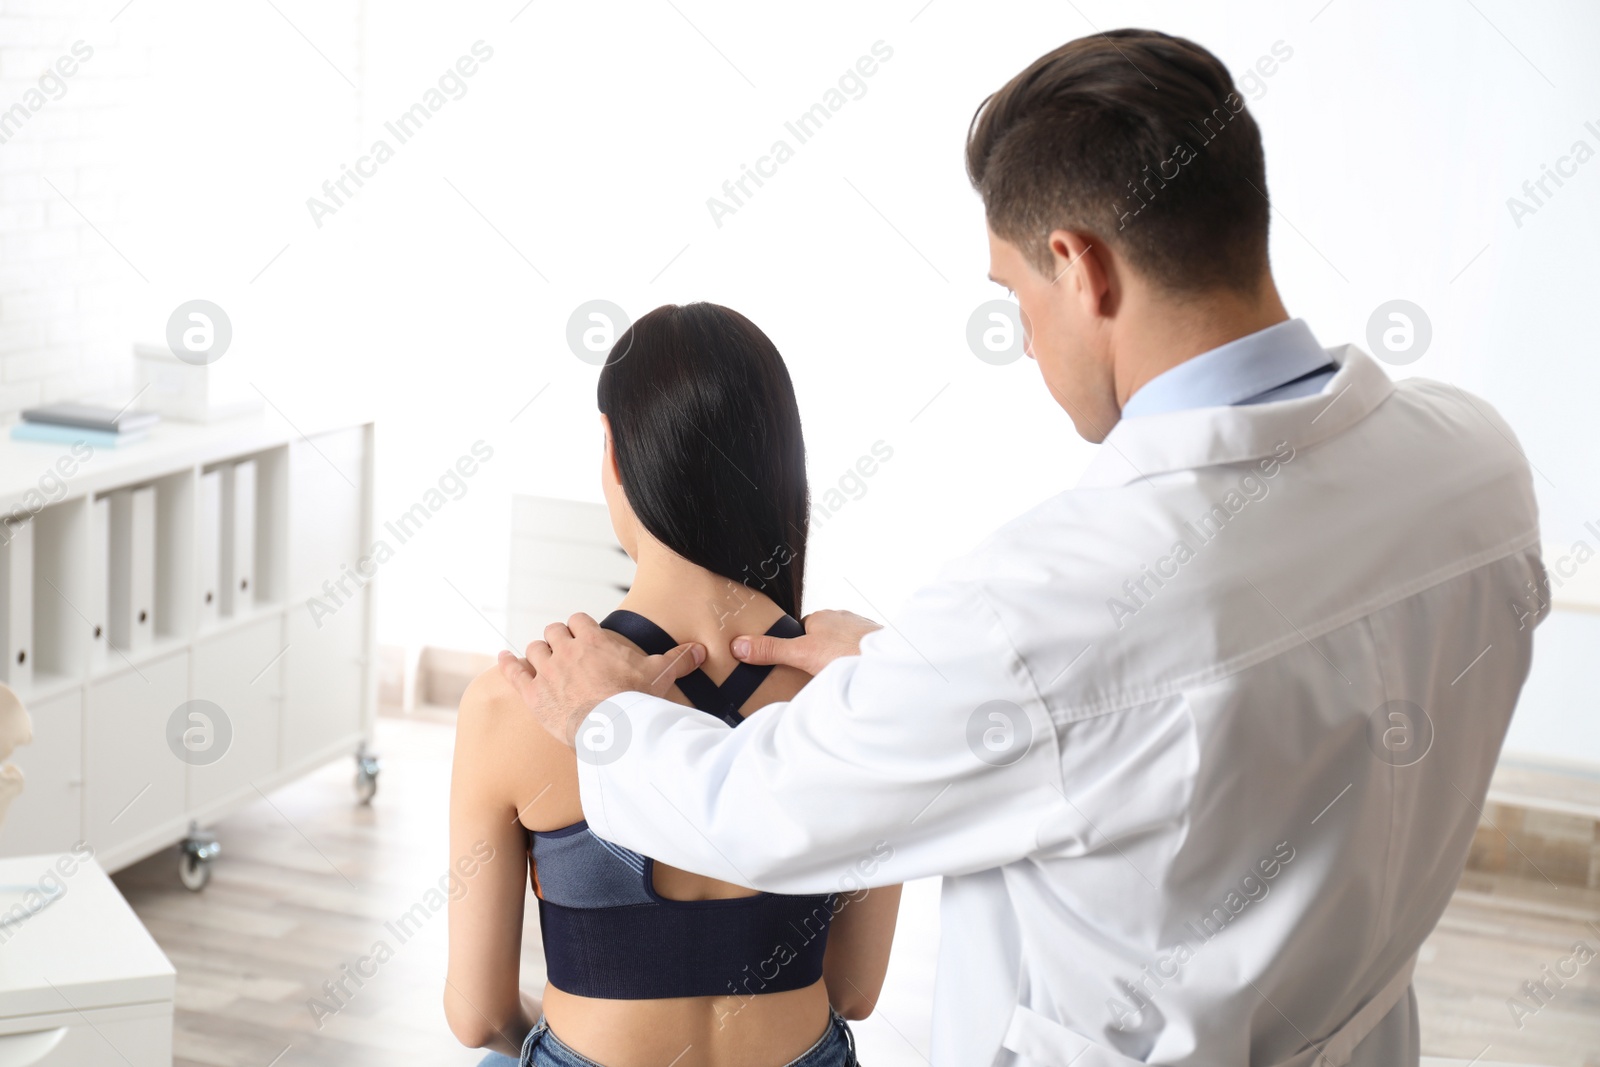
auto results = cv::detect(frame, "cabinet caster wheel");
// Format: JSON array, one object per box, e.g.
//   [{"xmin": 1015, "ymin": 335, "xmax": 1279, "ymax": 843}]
[
  {"xmin": 354, "ymin": 746, "xmax": 380, "ymax": 805},
  {"xmin": 179, "ymin": 830, "xmax": 219, "ymax": 892}
]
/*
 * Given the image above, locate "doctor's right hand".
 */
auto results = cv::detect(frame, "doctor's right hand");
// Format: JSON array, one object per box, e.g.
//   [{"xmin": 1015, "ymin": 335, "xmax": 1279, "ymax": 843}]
[{"xmin": 730, "ymin": 609, "xmax": 881, "ymax": 675}]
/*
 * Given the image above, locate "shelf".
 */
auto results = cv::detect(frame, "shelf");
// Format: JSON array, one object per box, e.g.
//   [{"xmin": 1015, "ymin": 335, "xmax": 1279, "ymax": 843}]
[
  {"xmin": 90, "ymin": 634, "xmax": 190, "ymax": 681},
  {"xmin": 0, "ymin": 419, "xmax": 376, "ymax": 871},
  {"xmin": 0, "ymin": 408, "xmax": 373, "ymax": 517},
  {"xmin": 18, "ymin": 669, "xmax": 79, "ymax": 704},
  {"xmin": 10, "ymin": 611, "xmax": 290, "ymax": 693},
  {"xmin": 195, "ymin": 602, "xmax": 287, "ymax": 642}
]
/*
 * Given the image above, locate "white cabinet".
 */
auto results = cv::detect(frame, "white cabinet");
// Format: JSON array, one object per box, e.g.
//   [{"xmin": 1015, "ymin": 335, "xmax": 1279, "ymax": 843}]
[
  {"xmin": 281, "ymin": 425, "xmax": 368, "ymax": 768},
  {"xmin": 188, "ymin": 617, "xmax": 283, "ymax": 812},
  {"xmin": 289, "ymin": 427, "xmax": 366, "ymax": 600},
  {"xmin": 84, "ymin": 652, "xmax": 188, "ymax": 858},
  {"xmin": 283, "ymin": 595, "xmax": 364, "ymax": 765},
  {"xmin": 0, "ymin": 689, "xmax": 80, "ymax": 856},
  {"xmin": 0, "ymin": 414, "xmax": 373, "ymax": 875}
]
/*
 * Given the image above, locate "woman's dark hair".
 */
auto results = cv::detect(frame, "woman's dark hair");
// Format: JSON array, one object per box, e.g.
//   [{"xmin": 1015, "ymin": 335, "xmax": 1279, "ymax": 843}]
[{"xmin": 597, "ymin": 303, "xmax": 808, "ymax": 618}]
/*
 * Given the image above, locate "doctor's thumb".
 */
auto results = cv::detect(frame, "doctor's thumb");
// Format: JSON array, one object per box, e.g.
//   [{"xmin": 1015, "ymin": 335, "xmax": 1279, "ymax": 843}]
[
  {"xmin": 647, "ymin": 642, "xmax": 706, "ymax": 693},
  {"xmin": 731, "ymin": 634, "xmax": 795, "ymax": 668}
]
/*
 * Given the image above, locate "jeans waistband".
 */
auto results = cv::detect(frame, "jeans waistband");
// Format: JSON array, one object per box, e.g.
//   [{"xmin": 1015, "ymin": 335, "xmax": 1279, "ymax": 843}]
[{"xmin": 519, "ymin": 1010, "xmax": 856, "ymax": 1067}]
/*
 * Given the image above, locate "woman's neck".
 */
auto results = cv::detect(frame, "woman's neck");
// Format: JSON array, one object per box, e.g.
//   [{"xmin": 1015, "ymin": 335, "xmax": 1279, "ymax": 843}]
[{"xmin": 614, "ymin": 539, "xmax": 789, "ymax": 682}]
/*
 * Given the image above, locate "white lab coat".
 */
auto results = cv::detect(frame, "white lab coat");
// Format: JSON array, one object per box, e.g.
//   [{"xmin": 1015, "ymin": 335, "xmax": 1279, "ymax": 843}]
[{"xmin": 576, "ymin": 346, "xmax": 1544, "ymax": 1066}]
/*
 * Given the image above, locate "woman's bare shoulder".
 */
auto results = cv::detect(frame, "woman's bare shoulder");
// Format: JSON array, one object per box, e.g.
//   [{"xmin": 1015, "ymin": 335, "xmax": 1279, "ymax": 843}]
[
  {"xmin": 456, "ymin": 664, "xmax": 582, "ymax": 827},
  {"xmin": 457, "ymin": 664, "xmax": 540, "ymax": 743},
  {"xmin": 459, "ymin": 661, "xmax": 530, "ymax": 718}
]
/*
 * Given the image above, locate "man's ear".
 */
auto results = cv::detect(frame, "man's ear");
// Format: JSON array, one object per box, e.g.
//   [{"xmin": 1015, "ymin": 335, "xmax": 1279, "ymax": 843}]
[{"xmin": 1046, "ymin": 229, "xmax": 1114, "ymax": 317}]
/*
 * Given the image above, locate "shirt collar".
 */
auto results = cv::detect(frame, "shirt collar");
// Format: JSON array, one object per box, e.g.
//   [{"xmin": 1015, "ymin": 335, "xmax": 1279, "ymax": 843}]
[
  {"xmin": 1077, "ymin": 344, "xmax": 1396, "ymax": 490},
  {"xmin": 1119, "ymin": 318, "xmax": 1331, "ymax": 420}
]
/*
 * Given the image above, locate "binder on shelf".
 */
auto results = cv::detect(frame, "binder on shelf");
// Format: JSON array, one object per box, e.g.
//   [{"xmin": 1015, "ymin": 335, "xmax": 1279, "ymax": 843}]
[
  {"xmin": 108, "ymin": 486, "xmax": 156, "ymax": 653},
  {"xmin": 88, "ymin": 496, "xmax": 109, "ymax": 669},
  {"xmin": 220, "ymin": 460, "xmax": 256, "ymax": 617},
  {"xmin": 199, "ymin": 469, "xmax": 222, "ymax": 628},
  {"xmin": 0, "ymin": 517, "xmax": 32, "ymax": 691}
]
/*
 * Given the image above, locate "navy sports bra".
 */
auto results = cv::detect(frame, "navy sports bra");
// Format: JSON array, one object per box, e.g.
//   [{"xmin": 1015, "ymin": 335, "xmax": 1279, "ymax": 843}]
[{"xmin": 529, "ymin": 609, "xmax": 837, "ymax": 1000}]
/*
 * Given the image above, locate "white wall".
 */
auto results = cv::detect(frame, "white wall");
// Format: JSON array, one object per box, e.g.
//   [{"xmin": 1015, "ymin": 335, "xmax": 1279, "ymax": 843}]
[
  {"xmin": 0, "ymin": 0, "xmax": 364, "ymax": 410},
  {"xmin": 0, "ymin": 0, "xmax": 143, "ymax": 410},
  {"xmin": 3, "ymin": 0, "xmax": 1597, "ymax": 759}
]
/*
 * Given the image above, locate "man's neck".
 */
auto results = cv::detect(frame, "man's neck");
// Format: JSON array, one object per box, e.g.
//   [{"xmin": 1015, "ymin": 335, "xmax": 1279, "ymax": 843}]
[{"xmin": 1112, "ymin": 280, "xmax": 1291, "ymax": 411}]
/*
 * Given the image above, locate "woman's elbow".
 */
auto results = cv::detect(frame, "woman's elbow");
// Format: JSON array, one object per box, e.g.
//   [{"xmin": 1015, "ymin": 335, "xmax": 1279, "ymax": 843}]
[
  {"xmin": 830, "ymin": 986, "xmax": 880, "ymax": 1021},
  {"xmin": 446, "ymin": 1016, "xmax": 493, "ymax": 1050},
  {"xmin": 443, "ymin": 986, "xmax": 499, "ymax": 1049}
]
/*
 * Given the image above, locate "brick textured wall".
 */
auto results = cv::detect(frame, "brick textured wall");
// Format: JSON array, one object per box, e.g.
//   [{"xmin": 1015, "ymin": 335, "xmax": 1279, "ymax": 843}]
[{"xmin": 0, "ymin": 1, "xmax": 138, "ymax": 415}]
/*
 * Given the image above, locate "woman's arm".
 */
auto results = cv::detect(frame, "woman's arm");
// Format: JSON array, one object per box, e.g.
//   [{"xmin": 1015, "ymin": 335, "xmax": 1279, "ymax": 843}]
[
  {"xmin": 821, "ymin": 883, "xmax": 903, "ymax": 1019},
  {"xmin": 445, "ymin": 670, "xmax": 544, "ymax": 1055}
]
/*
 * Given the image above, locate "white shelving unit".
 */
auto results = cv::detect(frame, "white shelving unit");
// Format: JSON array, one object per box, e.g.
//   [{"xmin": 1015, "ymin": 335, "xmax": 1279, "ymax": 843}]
[{"xmin": 0, "ymin": 412, "xmax": 376, "ymax": 884}]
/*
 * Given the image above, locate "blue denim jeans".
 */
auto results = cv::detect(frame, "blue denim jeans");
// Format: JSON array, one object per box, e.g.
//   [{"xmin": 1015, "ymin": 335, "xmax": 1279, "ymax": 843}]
[{"xmin": 478, "ymin": 1010, "xmax": 858, "ymax": 1067}]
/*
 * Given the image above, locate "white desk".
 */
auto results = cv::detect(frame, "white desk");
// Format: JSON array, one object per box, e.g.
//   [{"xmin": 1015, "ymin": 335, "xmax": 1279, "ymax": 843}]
[{"xmin": 0, "ymin": 851, "xmax": 174, "ymax": 1065}]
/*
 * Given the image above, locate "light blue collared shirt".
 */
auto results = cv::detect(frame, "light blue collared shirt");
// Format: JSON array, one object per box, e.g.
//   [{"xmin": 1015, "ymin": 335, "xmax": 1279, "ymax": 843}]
[{"xmin": 1119, "ymin": 318, "xmax": 1335, "ymax": 420}]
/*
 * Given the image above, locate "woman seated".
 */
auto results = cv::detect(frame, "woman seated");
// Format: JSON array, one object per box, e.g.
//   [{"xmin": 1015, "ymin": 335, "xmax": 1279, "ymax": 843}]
[{"xmin": 446, "ymin": 302, "xmax": 902, "ymax": 1067}]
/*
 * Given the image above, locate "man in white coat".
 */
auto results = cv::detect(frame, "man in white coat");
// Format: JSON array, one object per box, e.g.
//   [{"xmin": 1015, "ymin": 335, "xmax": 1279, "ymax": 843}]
[{"xmin": 501, "ymin": 29, "xmax": 1545, "ymax": 1067}]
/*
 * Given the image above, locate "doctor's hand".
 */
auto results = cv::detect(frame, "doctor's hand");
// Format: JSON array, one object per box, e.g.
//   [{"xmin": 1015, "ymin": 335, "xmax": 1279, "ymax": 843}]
[
  {"xmin": 730, "ymin": 609, "xmax": 881, "ymax": 675},
  {"xmin": 497, "ymin": 614, "xmax": 706, "ymax": 747}
]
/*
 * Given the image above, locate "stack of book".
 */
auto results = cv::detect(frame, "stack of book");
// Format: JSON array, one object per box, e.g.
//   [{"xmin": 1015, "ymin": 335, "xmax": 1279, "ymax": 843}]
[{"xmin": 13, "ymin": 403, "xmax": 160, "ymax": 448}]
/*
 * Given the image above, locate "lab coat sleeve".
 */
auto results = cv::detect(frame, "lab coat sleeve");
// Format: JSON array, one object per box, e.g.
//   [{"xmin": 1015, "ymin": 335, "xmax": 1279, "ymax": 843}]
[{"xmin": 574, "ymin": 578, "xmax": 1066, "ymax": 895}]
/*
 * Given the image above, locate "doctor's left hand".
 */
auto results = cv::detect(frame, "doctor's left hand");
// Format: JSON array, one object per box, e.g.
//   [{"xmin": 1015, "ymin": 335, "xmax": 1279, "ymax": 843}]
[{"xmin": 498, "ymin": 614, "xmax": 706, "ymax": 747}]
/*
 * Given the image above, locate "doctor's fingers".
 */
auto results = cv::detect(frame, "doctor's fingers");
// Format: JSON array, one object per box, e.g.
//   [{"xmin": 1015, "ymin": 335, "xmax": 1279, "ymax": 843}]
[
  {"xmin": 732, "ymin": 609, "xmax": 882, "ymax": 673},
  {"xmin": 523, "ymin": 639, "xmax": 553, "ymax": 669},
  {"xmin": 732, "ymin": 633, "xmax": 851, "ymax": 675},
  {"xmin": 543, "ymin": 621, "xmax": 575, "ymax": 648},
  {"xmin": 497, "ymin": 650, "xmax": 538, "ymax": 702},
  {"xmin": 645, "ymin": 642, "xmax": 708, "ymax": 694},
  {"xmin": 731, "ymin": 632, "xmax": 818, "ymax": 673},
  {"xmin": 803, "ymin": 608, "xmax": 883, "ymax": 639},
  {"xmin": 565, "ymin": 612, "xmax": 601, "ymax": 638}
]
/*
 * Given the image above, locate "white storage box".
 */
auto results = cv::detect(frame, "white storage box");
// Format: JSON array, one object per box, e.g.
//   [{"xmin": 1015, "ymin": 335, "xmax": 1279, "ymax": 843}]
[{"xmin": 132, "ymin": 344, "xmax": 261, "ymax": 424}]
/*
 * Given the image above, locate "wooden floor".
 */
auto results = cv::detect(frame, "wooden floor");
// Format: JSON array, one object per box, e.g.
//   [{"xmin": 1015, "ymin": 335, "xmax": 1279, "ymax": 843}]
[
  {"xmin": 114, "ymin": 710, "xmax": 510, "ymax": 1066},
  {"xmin": 113, "ymin": 714, "xmax": 1600, "ymax": 1067},
  {"xmin": 1416, "ymin": 872, "xmax": 1600, "ymax": 1066}
]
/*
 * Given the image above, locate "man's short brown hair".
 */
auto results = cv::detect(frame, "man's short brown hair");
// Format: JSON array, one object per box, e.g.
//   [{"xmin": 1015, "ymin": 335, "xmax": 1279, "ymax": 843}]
[{"xmin": 966, "ymin": 29, "xmax": 1270, "ymax": 294}]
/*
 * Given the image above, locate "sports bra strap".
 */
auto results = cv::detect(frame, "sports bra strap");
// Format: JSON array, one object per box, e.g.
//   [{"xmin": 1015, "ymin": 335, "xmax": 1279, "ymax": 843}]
[{"xmin": 601, "ymin": 609, "xmax": 804, "ymax": 728}]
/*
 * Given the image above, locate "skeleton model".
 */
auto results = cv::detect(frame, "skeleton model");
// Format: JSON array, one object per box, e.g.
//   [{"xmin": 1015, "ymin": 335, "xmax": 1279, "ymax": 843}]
[{"xmin": 0, "ymin": 686, "xmax": 29, "ymax": 827}]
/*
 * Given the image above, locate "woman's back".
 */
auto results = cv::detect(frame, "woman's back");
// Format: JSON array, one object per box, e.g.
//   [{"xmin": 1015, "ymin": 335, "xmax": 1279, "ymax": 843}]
[
  {"xmin": 446, "ymin": 302, "xmax": 898, "ymax": 1066},
  {"xmin": 452, "ymin": 590, "xmax": 892, "ymax": 1067},
  {"xmin": 533, "ymin": 600, "xmax": 836, "ymax": 1067}
]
